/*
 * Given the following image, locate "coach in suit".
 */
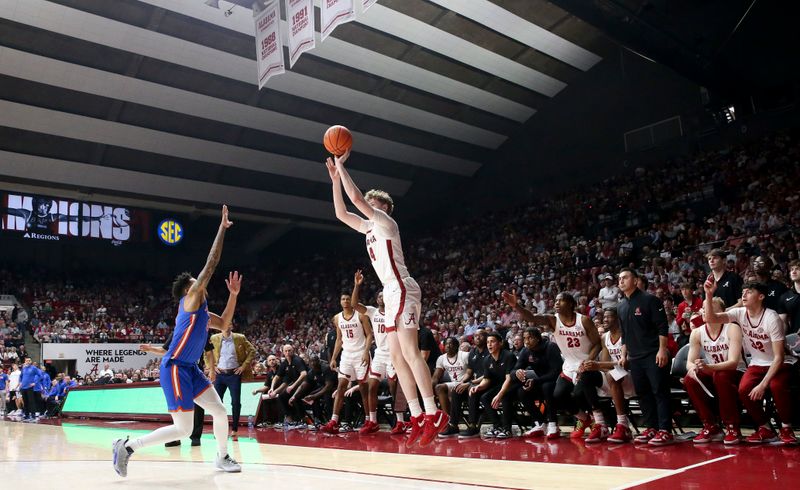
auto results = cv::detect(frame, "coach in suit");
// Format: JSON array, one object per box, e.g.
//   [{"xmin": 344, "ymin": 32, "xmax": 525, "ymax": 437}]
[{"xmin": 211, "ymin": 326, "xmax": 256, "ymax": 437}]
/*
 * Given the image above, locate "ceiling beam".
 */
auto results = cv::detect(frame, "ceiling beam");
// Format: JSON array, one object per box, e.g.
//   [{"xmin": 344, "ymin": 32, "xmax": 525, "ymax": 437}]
[
  {"xmin": 138, "ymin": 0, "xmax": 534, "ymax": 122},
  {"xmin": 0, "ymin": 98, "xmax": 410, "ymax": 195},
  {"xmin": 0, "ymin": 150, "xmax": 338, "ymax": 222},
  {"xmin": 426, "ymin": 0, "xmax": 601, "ymax": 71}
]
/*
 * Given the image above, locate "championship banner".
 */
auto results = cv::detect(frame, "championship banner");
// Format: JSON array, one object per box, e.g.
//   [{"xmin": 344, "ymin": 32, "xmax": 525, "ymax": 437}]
[
  {"xmin": 320, "ymin": 0, "xmax": 355, "ymax": 41},
  {"xmin": 360, "ymin": 0, "xmax": 378, "ymax": 14},
  {"xmin": 285, "ymin": 0, "xmax": 315, "ymax": 67},
  {"xmin": 255, "ymin": 0, "xmax": 285, "ymax": 89},
  {"xmin": 42, "ymin": 343, "xmax": 159, "ymax": 377}
]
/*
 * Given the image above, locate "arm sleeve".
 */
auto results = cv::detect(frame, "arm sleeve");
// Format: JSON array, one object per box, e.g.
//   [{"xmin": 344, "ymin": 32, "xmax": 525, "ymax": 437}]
[
  {"xmin": 536, "ymin": 343, "xmax": 563, "ymax": 383},
  {"xmin": 370, "ymin": 209, "xmax": 399, "ymax": 234},
  {"xmin": 514, "ymin": 349, "xmax": 527, "ymax": 370},
  {"xmin": 650, "ymin": 296, "xmax": 669, "ymax": 337},
  {"xmin": 504, "ymin": 352, "xmax": 516, "ymax": 375},
  {"xmin": 162, "ymin": 332, "xmax": 174, "ymax": 351}
]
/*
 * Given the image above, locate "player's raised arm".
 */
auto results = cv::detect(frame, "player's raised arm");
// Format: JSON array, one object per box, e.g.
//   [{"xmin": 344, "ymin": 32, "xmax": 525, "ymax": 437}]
[
  {"xmin": 326, "ymin": 157, "xmax": 367, "ymax": 231},
  {"xmin": 186, "ymin": 205, "xmax": 233, "ymax": 310},
  {"xmin": 351, "ymin": 270, "xmax": 368, "ymax": 314},
  {"xmin": 209, "ymin": 271, "xmax": 242, "ymax": 331},
  {"xmin": 332, "ymin": 151, "xmax": 375, "ymax": 220},
  {"xmin": 502, "ymin": 290, "xmax": 556, "ymax": 330}
]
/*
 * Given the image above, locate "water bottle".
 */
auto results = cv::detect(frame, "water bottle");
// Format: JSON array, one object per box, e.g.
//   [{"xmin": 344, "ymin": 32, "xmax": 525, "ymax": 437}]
[{"xmin": 247, "ymin": 416, "xmax": 254, "ymax": 430}]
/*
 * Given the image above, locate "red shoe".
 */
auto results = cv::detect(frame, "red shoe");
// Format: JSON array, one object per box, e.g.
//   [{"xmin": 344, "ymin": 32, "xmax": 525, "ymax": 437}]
[
  {"xmin": 634, "ymin": 427, "xmax": 657, "ymax": 444},
  {"xmin": 404, "ymin": 414, "xmax": 425, "ymax": 448},
  {"xmin": 359, "ymin": 420, "xmax": 379, "ymax": 435},
  {"xmin": 746, "ymin": 426, "xmax": 778, "ymax": 444},
  {"xmin": 608, "ymin": 424, "xmax": 632, "ymax": 444},
  {"xmin": 321, "ymin": 419, "xmax": 340, "ymax": 435},
  {"xmin": 418, "ymin": 410, "xmax": 450, "ymax": 447},
  {"xmin": 723, "ymin": 425, "xmax": 742, "ymax": 445},
  {"xmin": 391, "ymin": 421, "xmax": 410, "ymax": 435},
  {"xmin": 779, "ymin": 427, "xmax": 798, "ymax": 445},
  {"xmin": 570, "ymin": 417, "xmax": 591, "ymax": 439},
  {"xmin": 648, "ymin": 430, "xmax": 675, "ymax": 446},
  {"xmin": 585, "ymin": 423, "xmax": 609, "ymax": 444},
  {"xmin": 693, "ymin": 424, "xmax": 723, "ymax": 444}
]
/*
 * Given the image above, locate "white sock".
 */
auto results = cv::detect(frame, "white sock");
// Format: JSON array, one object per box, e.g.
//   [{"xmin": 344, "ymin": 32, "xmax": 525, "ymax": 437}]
[
  {"xmin": 782, "ymin": 423, "xmax": 791, "ymax": 428},
  {"xmin": 369, "ymin": 411, "xmax": 377, "ymax": 423},
  {"xmin": 547, "ymin": 422, "xmax": 558, "ymax": 432},
  {"xmin": 126, "ymin": 411, "xmax": 193, "ymax": 451},
  {"xmin": 332, "ymin": 414, "xmax": 339, "ymax": 422},
  {"xmin": 396, "ymin": 412, "xmax": 405, "ymax": 422},
  {"xmin": 617, "ymin": 414, "xmax": 628, "ymax": 426},
  {"xmin": 407, "ymin": 399, "xmax": 422, "ymax": 418},
  {"xmin": 593, "ymin": 411, "xmax": 605, "ymax": 425},
  {"xmin": 194, "ymin": 387, "xmax": 231, "ymax": 458},
  {"xmin": 422, "ymin": 396, "xmax": 437, "ymax": 415}
]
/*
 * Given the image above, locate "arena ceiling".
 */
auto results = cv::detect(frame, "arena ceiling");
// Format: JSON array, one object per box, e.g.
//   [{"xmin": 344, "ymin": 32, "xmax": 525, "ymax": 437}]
[{"xmin": 0, "ymin": 0, "xmax": 609, "ymax": 235}]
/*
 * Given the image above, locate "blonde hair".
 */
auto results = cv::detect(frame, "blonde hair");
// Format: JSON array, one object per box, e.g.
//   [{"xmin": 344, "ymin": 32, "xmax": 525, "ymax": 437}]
[
  {"xmin": 365, "ymin": 189, "xmax": 394, "ymax": 214},
  {"xmin": 710, "ymin": 297, "xmax": 725, "ymax": 313}
]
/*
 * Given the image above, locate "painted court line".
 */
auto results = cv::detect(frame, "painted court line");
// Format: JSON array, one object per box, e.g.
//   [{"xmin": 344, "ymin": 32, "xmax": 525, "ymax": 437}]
[{"xmin": 609, "ymin": 454, "xmax": 736, "ymax": 489}]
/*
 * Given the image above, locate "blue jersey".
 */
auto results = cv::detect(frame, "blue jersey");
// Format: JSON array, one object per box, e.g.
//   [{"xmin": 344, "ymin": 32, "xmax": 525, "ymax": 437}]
[
  {"xmin": 0, "ymin": 373, "xmax": 8, "ymax": 390},
  {"xmin": 163, "ymin": 297, "xmax": 210, "ymax": 366},
  {"xmin": 20, "ymin": 365, "xmax": 40, "ymax": 389},
  {"xmin": 36, "ymin": 372, "xmax": 51, "ymax": 393}
]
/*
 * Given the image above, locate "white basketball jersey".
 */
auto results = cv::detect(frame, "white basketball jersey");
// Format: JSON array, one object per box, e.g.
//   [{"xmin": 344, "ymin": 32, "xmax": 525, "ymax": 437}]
[
  {"xmin": 700, "ymin": 324, "xmax": 746, "ymax": 371},
  {"xmin": 436, "ymin": 351, "xmax": 469, "ymax": 382},
  {"xmin": 554, "ymin": 312, "xmax": 591, "ymax": 375},
  {"xmin": 604, "ymin": 331, "xmax": 623, "ymax": 363},
  {"xmin": 366, "ymin": 306, "xmax": 388, "ymax": 353},
  {"xmin": 338, "ymin": 311, "xmax": 366, "ymax": 353},
  {"xmin": 361, "ymin": 213, "xmax": 410, "ymax": 287}
]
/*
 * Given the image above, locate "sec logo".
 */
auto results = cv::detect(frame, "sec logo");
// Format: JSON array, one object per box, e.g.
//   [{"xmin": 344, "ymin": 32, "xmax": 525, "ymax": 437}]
[{"xmin": 158, "ymin": 219, "xmax": 183, "ymax": 245}]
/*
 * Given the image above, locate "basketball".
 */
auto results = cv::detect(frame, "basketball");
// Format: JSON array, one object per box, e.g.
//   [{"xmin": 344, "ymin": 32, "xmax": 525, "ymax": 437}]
[{"xmin": 323, "ymin": 125, "xmax": 353, "ymax": 156}]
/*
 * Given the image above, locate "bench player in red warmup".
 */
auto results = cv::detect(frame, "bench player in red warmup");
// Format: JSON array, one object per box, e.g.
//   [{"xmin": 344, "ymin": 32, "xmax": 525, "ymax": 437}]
[{"xmin": 326, "ymin": 151, "xmax": 448, "ymax": 447}]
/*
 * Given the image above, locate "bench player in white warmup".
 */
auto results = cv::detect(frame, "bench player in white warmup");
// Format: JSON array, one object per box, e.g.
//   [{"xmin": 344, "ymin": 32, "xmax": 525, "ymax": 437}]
[
  {"xmin": 321, "ymin": 292, "xmax": 373, "ymax": 434},
  {"xmin": 351, "ymin": 269, "xmax": 410, "ymax": 434},
  {"xmin": 326, "ymin": 151, "xmax": 448, "ymax": 447}
]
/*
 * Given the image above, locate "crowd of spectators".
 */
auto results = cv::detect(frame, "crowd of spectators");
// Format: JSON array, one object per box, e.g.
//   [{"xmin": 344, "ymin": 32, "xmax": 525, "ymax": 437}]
[
  {"xmin": 2, "ymin": 131, "xmax": 799, "ymax": 386},
  {"xmin": 243, "ymin": 131, "xmax": 800, "ymax": 364}
]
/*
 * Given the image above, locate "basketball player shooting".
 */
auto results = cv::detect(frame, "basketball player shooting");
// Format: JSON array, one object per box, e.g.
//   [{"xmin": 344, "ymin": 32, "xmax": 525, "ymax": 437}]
[
  {"xmin": 112, "ymin": 205, "xmax": 242, "ymax": 476},
  {"xmin": 326, "ymin": 151, "xmax": 449, "ymax": 447}
]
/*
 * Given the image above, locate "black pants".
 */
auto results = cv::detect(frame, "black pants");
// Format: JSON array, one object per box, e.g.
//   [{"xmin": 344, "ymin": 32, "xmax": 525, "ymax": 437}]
[
  {"xmin": 553, "ymin": 371, "xmax": 603, "ymax": 415},
  {"xmin": 278, "ymin": 384, "xmax": 312, "ymax": 422},
  {"xmin": 449, "ymin": 389, "xmax": 468, "ymax": 426},
  {"xmin": 630, "ymin": 354, "xmax": 671, "ymax": 430},
  {"xmin": 482, "ymin": 385, "xmax": 516, "ymax": 431},
  {"xmin": 214, "ymin": 373, "xmax": 242, "ymax": 432},
  {"xmin": 516, "ymin": 379, "xmax": 557, "ymax": 423},
  {"xmin": 21, "ymin": 388, "xmax": 37, "ymax": 418},
  {"xmin": 467, "ymin": 384, "xmax": 505, "ymax": 427}
]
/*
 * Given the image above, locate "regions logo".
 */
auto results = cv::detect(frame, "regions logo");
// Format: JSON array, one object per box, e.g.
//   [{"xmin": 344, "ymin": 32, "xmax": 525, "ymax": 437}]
[{"xmin": 158, "ymin": 219, "xmax": 183, "ymax": 245}]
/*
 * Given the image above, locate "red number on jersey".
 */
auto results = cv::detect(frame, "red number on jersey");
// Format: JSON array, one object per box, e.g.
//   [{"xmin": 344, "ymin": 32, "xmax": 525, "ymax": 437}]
[
  {"xmin": 379, "ymin": 324, "xmax": 385, "ymax": 334},
  {"xmin": 346, "ymin": 329, "xmax": 354, "ymax": 339},
  {"xmin": 711, "ymin": 353, "xmax": 724, "ymax": 363},
  {"xmin": 368, "ymin": 247, "xmax": 376, "ymax": 262},
  {"xmin": 566, "ymin": 337, "xmax": 581, "ymax": 348},
  {"xmin": 749, "ymin": 339, "xmax": 765, "ymax": 352}
]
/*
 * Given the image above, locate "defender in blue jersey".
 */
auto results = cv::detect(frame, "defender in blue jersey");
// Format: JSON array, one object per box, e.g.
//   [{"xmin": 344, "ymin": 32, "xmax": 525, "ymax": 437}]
[{"xmin": 113, "ymin": 205, "xmax": 242, "ymax": 476}]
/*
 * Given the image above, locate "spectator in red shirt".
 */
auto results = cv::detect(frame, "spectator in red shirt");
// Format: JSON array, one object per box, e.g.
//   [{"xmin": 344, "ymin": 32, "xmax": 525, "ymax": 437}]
[{"xmin": 676, "ymin": 282, "xmax": 703, "ymax": 345}]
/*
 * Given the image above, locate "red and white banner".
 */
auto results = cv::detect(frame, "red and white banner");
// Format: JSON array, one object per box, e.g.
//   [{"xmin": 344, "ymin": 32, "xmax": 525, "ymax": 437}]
[
  {"xmin": 360, "ymin": 0, "xmax": 378, "ymax": 14},
  {"xmin": 320, "ymin": 0, "xmax": 355, "ymax": 41},
  {"xmin": 255, "ymin": 1, "xmax": 285, "ymax": 89},
  {"xmin": 285, "ymin": 0, "xmax": 315, "ymax": 67}
]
